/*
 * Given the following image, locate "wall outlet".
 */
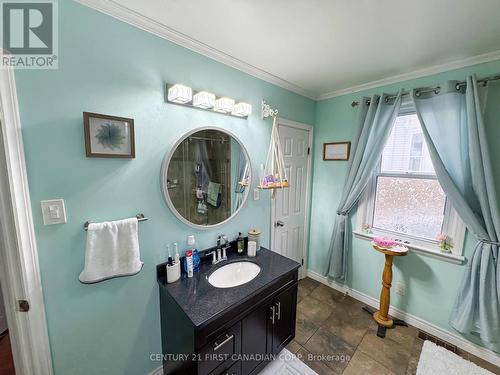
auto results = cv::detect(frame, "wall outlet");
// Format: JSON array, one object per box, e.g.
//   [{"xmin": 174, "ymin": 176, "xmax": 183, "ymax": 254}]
[{"xmin": 395, "ymin": 281, "xmax": 406, "ymax": 296}]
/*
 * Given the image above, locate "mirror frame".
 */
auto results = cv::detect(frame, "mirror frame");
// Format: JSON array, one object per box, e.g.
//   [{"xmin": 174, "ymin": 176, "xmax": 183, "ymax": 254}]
[{"xmin": 160, "ymin": 126, "xmax": 252, "ymax": 230}]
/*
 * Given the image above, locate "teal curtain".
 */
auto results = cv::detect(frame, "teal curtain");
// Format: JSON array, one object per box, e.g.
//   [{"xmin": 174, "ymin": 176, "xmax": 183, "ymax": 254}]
[
  {"xmin": 412, "ymin": 76, "xmax": 500, "ymax": 347},
  {"xmin": 325, "ymin": 91, "xmax": 403, "ymax": 280}
]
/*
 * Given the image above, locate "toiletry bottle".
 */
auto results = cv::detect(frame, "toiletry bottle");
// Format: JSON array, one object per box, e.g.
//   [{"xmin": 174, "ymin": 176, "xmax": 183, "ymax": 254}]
[
  {"xmin": 237, "ymin": 232, "xmax": 244, "ymax": 255},
  {"xmin": 187, "ymin": 235, "xmax": 200, "ymax": 271},
  {"xmin": 186, "ymin": 250, "xmax": 194, "ymax": 278},
  {"xmin": 187, "ymin": 235, "xmax": 195, "ymax": 247}
]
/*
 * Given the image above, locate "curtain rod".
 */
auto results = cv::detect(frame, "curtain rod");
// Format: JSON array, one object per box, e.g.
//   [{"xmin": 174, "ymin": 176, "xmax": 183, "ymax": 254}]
[
  {"xmin": 188, "ymin": 135, "xmax": 228, "ymax": 143},
  {"xmin": 351, "ymin": 74, "xmax": 500, "ymax": 107}
]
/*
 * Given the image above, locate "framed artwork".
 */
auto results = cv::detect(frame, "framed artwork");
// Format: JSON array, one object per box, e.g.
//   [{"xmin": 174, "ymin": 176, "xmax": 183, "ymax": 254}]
[
  {"xmin": 323, "ymin": 141, "xmax": 351, "ymax": 161},
  {"xmin": 83, "ymin": 112, "xmax": 135, "ymax": 158}
]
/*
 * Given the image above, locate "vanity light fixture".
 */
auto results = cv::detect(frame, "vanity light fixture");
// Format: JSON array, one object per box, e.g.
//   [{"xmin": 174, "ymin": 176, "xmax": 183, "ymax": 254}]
[
  {"xmin": 165, "ymin": 83, "xmax": 250, "ymax": 119},
  {"xmin": 232, "ymin": 102, "xmax": 252, "ymax": 117},
  {"xmin": 193, "ymin": 91, "xmax": 216, "ymax": 109},
  {"xmin": 214, "ymin": 97, "xmax": 235, "ymax": 114},
  {"xmin": 168, "ymin": 84, "xmax": 192, "ymax": 104}
]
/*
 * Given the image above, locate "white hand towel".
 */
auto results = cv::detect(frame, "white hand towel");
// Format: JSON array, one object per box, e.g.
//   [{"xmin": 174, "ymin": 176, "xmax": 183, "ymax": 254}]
[{"xmin": 79, "ymin": 217, "xmax": 143, "ymax": 284}]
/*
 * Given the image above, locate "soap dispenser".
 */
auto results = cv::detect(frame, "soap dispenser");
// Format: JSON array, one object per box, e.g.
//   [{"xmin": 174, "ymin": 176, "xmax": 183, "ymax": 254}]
[{"xmin": 237, "ymin": 232, "xmax": 244, "ymax": 255}]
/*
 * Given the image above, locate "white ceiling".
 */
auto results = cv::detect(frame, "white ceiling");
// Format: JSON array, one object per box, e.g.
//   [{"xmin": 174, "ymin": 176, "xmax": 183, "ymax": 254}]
[{"xmin": 92, "ymin": 0, "xmax": 500, "ymax": 99}]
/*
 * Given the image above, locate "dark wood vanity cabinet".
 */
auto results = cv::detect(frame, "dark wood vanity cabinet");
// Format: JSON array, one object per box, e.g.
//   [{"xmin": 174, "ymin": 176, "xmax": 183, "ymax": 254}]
[
  {"xmin": 158, "ymin": 268, "xmax": 298, "ymax": 375},
  {"xmin": 240, "ymin": 282, "xmax": 297, "ymax": 375},
  {"xmin": 270, "ymin": 283, "xmax": 297, "ymax": 354}
]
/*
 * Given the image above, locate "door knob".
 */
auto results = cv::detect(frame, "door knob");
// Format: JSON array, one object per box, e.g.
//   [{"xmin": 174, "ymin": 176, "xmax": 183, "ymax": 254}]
[{"xmin": 275, "ymin": 220, "xmax": 285, "ymax": 227}]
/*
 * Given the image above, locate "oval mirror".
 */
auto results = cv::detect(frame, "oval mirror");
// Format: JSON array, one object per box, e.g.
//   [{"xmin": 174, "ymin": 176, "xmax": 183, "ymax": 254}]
[{"xmin": 161, "ymin": 127, "xmax": 251, "ymax": 229}]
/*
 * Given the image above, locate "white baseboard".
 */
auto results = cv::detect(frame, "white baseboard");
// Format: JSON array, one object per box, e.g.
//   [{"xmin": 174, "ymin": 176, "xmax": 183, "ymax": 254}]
[
  {"xmin": 147, "ymin": 365, "xmax": 163, "ymax": 375},
  {"xmin": 306, "ymin": 270, "xmax": 500, "ymax": 368}
]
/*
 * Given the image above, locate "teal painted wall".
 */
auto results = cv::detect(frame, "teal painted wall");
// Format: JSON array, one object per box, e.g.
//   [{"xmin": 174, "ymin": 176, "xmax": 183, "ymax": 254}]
[
  {"xmin": 309, "ymin": 59, "xmax": 500, "ymax": 352},
  {"xmin": 13, "ymin": 1, "xmax": 315, "ymax": 374},
  {"xmin": 13, "ymin": 0, "xmax": 500, "ymax": 370}
]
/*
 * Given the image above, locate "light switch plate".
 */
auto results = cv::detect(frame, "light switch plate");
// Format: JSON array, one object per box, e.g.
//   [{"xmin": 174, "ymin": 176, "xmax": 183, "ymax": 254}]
[{"xmin": 41, "ymin": 199, "xmax": 67, "ymax": 225}]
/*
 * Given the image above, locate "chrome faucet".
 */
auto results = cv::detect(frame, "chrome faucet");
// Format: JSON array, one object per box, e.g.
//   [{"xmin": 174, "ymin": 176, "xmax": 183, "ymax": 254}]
[
  {"xmin": 222, "ymin": 235, "xmax": 231, "ymax": 259},
  {"xmin": 209, "ymin": 235, "xmax": 229, "ymax": 264}
]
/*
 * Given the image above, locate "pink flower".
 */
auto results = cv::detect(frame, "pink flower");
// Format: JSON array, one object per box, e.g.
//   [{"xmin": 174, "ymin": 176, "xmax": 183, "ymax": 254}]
[
  {"xmin": 373, "ymin": 236, "xmax": 397, "ymax": 248},
  {"xmin": 436, "ymin": 233, "xmax": 447, "ymax": 242}
]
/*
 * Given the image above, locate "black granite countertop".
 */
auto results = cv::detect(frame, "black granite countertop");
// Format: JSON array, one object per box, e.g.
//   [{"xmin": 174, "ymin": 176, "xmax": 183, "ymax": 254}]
[{"xmin": 157, "ymin": 246, "xmax": 300, "ymax": 328}]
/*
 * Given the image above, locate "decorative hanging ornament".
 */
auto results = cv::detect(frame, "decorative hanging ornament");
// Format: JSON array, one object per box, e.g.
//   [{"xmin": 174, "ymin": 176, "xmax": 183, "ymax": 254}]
[{"xmin": 258, "ymin": 100, "xmax": 289, "ymax": 190}]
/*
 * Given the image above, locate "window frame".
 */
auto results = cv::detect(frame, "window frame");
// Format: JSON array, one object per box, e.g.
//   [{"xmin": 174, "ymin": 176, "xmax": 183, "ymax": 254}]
[
  {"xmin": 409, "ymin": 132, "xmax": 424, "ymax": 171},
  {"xmin": 354, "ymin": 112, "xmax": 466, "ymax": 264}
]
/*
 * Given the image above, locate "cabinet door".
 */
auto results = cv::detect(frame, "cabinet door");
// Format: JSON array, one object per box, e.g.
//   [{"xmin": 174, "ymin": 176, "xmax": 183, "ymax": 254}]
[
  {"xmin": 241, "ymin": 302, "xmax": 272, "ymax": 375},
  {"xmin": 214, "ymin": 360, "xmax": 241, "ymax": 375},
  {"xmin": 271, "ymin": 283, "xmax": 297, "ymax": 354}
]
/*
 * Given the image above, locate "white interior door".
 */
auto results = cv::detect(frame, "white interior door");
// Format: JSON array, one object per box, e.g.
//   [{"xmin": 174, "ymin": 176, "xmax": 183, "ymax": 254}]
[{"xmin": 272, "ymin": 121, "xmax": 311, "ymax": 278}]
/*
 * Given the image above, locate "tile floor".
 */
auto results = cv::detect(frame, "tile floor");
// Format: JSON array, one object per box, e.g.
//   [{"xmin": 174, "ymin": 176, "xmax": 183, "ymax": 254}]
[{"xmin": 287, "ymin": 278, "xmax": 500, "ymax": 375}]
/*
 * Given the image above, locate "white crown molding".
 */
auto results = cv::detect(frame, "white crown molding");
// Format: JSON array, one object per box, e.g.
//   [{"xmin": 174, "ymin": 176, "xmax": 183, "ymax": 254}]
[
  {"xmin": 317, "ymin": 49, "xmax": 500, "ymax": 101},
  {"xmin": 75, "ymin": 0, "xmax": 317, "ymax": 100},
  {"xmin": 76, "ymin": 0, "xmax": 500, "ymax": 103},
  {"xmin": 306, "ymin": 270, "xmax": 500, "ymax": 368}
]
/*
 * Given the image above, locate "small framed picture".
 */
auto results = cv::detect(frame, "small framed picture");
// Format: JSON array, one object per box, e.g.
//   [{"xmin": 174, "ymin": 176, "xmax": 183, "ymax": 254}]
[
  {"xmin": 83, "ymin": 112, "xmax": 135, "ymax": 158},
  {"xmin": 323, "ymin": 142, "xmax": 351, "ymax": 161}
]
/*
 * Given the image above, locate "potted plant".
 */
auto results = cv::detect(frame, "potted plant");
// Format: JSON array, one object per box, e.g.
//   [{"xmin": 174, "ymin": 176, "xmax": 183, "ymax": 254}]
[{"xmin": 436, "ymin": 233, "xmax": 453, "ymax": 253}]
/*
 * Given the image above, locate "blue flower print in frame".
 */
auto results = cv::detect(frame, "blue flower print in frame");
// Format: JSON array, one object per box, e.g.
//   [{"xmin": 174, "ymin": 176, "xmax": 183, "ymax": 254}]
[{"xmin": 83, "ymin": 112, "xmax": 135, "ymax": 158}]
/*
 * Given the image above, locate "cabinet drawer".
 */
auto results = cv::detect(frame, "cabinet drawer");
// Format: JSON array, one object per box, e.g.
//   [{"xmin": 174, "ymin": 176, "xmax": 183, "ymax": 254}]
[
  {"xmin": 198, "ymin": 322, "xmax": 241, "ymax": 374},
  {"xmin": 212, "ymin": 360, "xmax": 241, "ymax": 375}
]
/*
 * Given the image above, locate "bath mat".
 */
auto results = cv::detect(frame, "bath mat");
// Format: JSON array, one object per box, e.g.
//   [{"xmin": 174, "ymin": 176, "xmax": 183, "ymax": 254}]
[
  {"xmin": 259, "ymin": 348, "xmax": 317, "ymax": 375},
  {"xmin": 417, "ymin": 340, "xmax": 493, "ymax": 375}
]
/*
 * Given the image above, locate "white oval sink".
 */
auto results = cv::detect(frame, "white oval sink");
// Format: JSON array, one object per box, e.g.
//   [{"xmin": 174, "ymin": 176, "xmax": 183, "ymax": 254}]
[{"xmin": 208, "ymin": 261, "xmax": 261, "ymax": 288}]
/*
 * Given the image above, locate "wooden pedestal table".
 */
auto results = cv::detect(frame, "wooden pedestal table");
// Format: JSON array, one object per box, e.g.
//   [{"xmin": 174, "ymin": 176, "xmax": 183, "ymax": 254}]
[{"xmin": 362, "ymin": 244, "xmax": 409, "ymax": 338}]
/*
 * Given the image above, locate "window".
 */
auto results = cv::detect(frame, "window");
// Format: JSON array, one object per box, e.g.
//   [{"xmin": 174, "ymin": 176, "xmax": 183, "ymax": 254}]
[
  {"xmin": 356, "ymin": 112, "xmax": 465, "ymax": 263},
  {"xmin": 409, "ymin": 133, "xmax": 423, "ymax": 171}
]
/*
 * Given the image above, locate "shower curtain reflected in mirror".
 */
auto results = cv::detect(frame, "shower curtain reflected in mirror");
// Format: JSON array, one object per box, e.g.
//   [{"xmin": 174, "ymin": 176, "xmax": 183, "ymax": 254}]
[{"xmin": 165, "ymin": 129, "xmax": 250, "ymax": 227}]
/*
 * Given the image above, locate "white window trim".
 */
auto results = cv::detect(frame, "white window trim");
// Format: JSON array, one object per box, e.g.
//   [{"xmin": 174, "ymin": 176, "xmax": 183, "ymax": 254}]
[{"xmin": 354, "ymin": 114, "xmax": 466, "ymax": 265}]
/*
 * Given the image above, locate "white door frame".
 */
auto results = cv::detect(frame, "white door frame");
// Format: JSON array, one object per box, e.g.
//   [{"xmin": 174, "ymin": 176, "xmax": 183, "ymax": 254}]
[
  {"xmin": 270, "ymin": 118, "xmax": 313, "ymax": 279},
  {"xmin": 0, "ymin": 58, "xmax": 53, "ymax": 375}
]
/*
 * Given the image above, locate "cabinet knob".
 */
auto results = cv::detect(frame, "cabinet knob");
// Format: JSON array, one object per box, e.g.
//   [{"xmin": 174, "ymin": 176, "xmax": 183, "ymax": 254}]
[{"xmin": 270, "ymin": 305, "xmax": 276, "ymax": 325}]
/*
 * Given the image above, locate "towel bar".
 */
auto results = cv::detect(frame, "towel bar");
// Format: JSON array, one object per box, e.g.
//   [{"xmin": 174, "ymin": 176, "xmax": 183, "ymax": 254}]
[{"xmin": 84, "ymin": 213, "xmax": 148, "ymax": 231}]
